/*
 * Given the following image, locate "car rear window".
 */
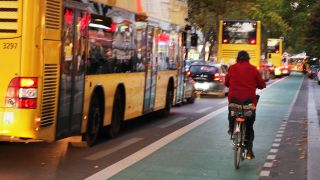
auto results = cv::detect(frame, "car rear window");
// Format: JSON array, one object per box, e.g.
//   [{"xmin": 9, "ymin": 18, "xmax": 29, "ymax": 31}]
[{"xmin": 190, "ymin": 65, "xmax": 218, "ymax": 74}]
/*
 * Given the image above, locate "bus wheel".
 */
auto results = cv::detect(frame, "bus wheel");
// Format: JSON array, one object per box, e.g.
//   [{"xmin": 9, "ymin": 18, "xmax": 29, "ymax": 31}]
[
  {"xmin": 158, "ymin": 84, "xmax": 173, "ymax": 117},
  {"xmin": 84, "ymin": 94, "xmax": 102, "ymax": 147},
  {"xmin": 108, "ymin": 89, "xmax": 124, "ymax": 138}
]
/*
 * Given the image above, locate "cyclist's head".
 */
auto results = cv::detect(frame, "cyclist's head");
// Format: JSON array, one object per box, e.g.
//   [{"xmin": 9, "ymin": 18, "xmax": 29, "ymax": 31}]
[{"xmin": 236, "ymin": 50, "xmax": 250, "ymax": 62}]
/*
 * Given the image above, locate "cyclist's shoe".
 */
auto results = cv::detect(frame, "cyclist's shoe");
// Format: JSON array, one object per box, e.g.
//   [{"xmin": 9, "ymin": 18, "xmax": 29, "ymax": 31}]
[
  {"xmin": 246, "ymin": 150, "xmax": 255, "ymax": 160},
  {"xmin": 227, "ymin": 128, "xmax": 232, "ymax": 135}
]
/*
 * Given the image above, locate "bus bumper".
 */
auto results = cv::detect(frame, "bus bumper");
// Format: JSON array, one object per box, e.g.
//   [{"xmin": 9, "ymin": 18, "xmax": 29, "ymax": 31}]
[{"xmin": 0, "ymin": 108, "xmax": 38, "ymax": 139}]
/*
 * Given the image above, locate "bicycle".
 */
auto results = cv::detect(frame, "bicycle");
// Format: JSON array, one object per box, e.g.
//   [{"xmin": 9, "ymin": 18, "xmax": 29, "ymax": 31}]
[{"xmin": 229, "ymin": 100, "xmax": 255, "ymax": 169}]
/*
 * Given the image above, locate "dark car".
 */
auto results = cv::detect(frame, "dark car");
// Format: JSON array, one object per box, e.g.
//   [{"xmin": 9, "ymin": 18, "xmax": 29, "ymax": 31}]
[
  {"xmin": 308, "ymin": 65, "xmax": 319, "ymax": 79},
  {"xmin": 189, "ymin": 64, "xmax": 228, "ymax": 97}
]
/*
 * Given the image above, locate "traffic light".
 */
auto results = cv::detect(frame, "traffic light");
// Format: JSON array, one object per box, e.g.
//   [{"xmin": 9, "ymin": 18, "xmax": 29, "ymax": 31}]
[{"xmin": 191, "ymin": 33, "xmax": 198, "ymax": 47}]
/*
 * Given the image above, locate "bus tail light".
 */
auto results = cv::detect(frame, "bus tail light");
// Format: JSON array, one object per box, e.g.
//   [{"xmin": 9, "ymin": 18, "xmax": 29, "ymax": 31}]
[
  {"xmin": 249, "ymin": 39, "xmax": 256, "ymax": 44},
  {"xmin": 5, "ymin": 77, "xmax": 38, "ymax": 109},
  {"xmin": 222, "ymin": 39, "xmax": 228, "ymax": 43}
]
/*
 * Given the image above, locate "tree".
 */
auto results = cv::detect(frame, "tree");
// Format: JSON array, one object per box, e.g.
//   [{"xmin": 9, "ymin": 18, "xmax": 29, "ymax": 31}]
[
  {"xmin": 187, "ymin": 0, "xmax": 290, "ymax": 60},
  {"xmin": 279, "ymin": 0, "xmax": 318, "ymax": 52},
  {"xmin": 304, "ymin": 0, "xmax": 320, "ymax": 57}
]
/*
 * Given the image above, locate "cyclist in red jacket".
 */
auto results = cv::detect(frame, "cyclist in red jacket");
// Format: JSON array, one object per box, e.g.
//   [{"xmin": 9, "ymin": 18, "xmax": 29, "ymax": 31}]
[{"xmin": 225, "ymin": 50, "xmax": 266, "ymax": 159}]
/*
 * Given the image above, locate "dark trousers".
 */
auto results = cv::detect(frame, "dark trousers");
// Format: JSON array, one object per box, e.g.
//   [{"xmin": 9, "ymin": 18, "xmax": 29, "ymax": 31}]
[{"xmin": 228, "ymin": 109, "xmax": 255, "ymax": 150}]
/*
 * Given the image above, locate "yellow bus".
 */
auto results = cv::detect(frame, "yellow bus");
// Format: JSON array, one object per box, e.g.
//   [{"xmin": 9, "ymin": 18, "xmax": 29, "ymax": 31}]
[
  {"xmin": 267, "ymin": 38, "xmax": 283, "ymax": 76},
  {"xmin": 217, "ymin": 20, "xmax": 269, "ymax": 80},
  {"xmin": 217, "ymin": 20, "xmax": 261, "ymax": 67},
  {"xmin": 0, "ymin": 0, "xmax": 188, "ymax": 146}
]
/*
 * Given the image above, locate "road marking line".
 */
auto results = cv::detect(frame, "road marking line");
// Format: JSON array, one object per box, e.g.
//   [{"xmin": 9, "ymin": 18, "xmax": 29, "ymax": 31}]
[
  {"xmin": 85, "ymin": 106, "xmax": 228, "ymax": 180},
  {"xmin": 276, "ymin": 134, "xmax": 283, "ymax": 138},
  {"xmin": 85, "ymin": 138, "xmax": 143, "ymax": 161},
  {"xmin": 158, "ymin": 117, "xmax": 187, "ymax": 128},
  {"xmin": 274, "ymin": 138, "xmax": 281, "ymax": 142},
  {"xmin": 260, "ymin": 170, "xmax": 270, "ymax": 176},
  {"xmin": 195, "ymin": 107, "xmax": 213, "ymax": 113},
  {"xmin": 272, "ymin": 143, "xmax": 280, "ymax": 147},
  {"xmin": 279, "ymin": 126, "xmax": 286, "ymax": 130},
  {"xmin": 270, "ymin": 149, "xmax": 278, "ymax": 153},
  {"xmin": 267, "ymin": 155, "xmax": 276, "ymax": 160},
  {"xmin": 280, "ymin": 124, "xmax": 286, "ymax": 127},
  {"xmin": 277, "ymin": 130, "xmax": 284, "ymax": 134},
  {"xmin": 218, "ymin": 100, "xmax": 228, "ymax": 105},
  {"xmin": 264, "ymin": 162, "xmax": 273, "ymax": 168}
]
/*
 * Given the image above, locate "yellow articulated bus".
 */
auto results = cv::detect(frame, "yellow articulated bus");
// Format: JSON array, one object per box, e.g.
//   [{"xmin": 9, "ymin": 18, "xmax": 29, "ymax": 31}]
[
  {"xmin": 0, "ymin": 0, "xmax": 188, "ymax": 146},
  {"xmin": 217, "ymin": 20, "xmax": 269, "ymax": 81},
  {"xmin": 267, "ymin": 38, "xmax": 285, "ymax": 77}
]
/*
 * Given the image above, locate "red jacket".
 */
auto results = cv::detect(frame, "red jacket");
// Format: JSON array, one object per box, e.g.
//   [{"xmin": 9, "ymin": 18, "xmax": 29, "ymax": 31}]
[{"xmin": 225, "ymin": 60, "xmax": 266, "ymax": 105}]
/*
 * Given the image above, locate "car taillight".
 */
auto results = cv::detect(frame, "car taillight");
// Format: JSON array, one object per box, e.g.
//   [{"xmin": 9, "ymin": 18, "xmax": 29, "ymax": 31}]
[
  {"xmin": 213, "ymin": 73, "xmax": 222, "ymax": 82},
  {"xmin": 5, "ymin": 77, "xmax": 38, "ymax": 109}
]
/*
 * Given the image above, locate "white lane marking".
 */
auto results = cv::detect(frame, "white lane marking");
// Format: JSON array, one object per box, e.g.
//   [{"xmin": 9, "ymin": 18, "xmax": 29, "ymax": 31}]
[
  {"xmin": 264, "ymin": 162, "xmax": 273, "ymax": 168},
  {"xmin": 195, "ymin": 107, "xmax": 213, "ymax": 113},
  {"xmin": 274, "ymin": 138, "xmax": 281, "ymax": 142},
  {"xmin": 85, "ymin": 138, "xmax": 143, "ymax": 161},
  {"xmin": 158, "ymin": 117, "xmax": 187, "ymax": 128},
  {"xmin": 260, "ymin": 171, "xmax": 270, "ymax": 176},
  {"xmin": 267, "ymin": 155, "xmax": 276, "ymax": 160},
  {"xmin": 276, "ymin": 134, "xmax": 283, "ymax": 138},
  {"xmin": 307, "ymin": 80, "xmax": 320, "ymax": 179},
  {"xmin": 272, "ymin": 143, "xmax": 280, "ymax": 147},
  {"xmin": 277, "ymin": 130, "xmax": 284, "ymax": 134},
  {"xmin": 218, "ymin": 100, "xmax": 228, "ymax": 105},
  {"xmin": 270, "ymin": 149, "xmax": 278, "ymax": 153},
  {"xmin": 279, "ymin": 126, "xmax": 286, "ymax": 130},
  {"xmin": 85, "ymin": 106, "xmax": 228, "ymax": 180}
]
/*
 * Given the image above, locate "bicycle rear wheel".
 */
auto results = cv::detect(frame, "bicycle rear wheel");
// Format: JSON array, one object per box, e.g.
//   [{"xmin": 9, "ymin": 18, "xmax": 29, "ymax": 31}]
[{"xmin": 233, "ymin": 131, "xmax": 242, "ymax": 169}]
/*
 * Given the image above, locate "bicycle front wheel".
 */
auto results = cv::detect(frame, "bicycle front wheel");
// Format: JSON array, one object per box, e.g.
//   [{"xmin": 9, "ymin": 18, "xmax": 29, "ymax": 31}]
[{"xmin": 233, "ymin": 131, "xmax": 241, "ymax": 169}]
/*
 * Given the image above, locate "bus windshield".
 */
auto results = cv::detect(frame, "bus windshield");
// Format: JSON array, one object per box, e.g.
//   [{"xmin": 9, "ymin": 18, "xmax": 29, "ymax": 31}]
[
  {"xmin": 222, "ymin": 21, "xmax": 257, "ymax": 44},
  {"xmin": 267, "ymin": 39, "xmax": 280, "ymax": 53}
]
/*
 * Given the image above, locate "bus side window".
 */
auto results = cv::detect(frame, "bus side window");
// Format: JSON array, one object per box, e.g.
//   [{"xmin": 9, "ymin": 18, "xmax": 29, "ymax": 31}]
[{"xmin": 269, "ymin": 54, "xmax": 272, "ymax": 59}]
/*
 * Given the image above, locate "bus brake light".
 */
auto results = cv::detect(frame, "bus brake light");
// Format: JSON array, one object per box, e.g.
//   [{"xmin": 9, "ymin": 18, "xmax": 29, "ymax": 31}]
[
  {"xmin": 250, "ymin": 39, "xmax": 256, "ymax": 44},
  {"xmin": 5, "ymin": 77, "xmax": 38, "ymax": 109}
]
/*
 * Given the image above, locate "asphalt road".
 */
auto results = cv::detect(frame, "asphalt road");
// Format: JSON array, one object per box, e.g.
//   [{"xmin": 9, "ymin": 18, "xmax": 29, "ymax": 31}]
[{"xmin": 0, "ymin": 77, "xmax": 294, "ymax": 180}]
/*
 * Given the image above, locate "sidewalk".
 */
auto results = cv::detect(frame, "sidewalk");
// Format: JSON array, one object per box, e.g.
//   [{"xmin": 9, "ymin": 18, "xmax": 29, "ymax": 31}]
[{"xmin": 307, "ymin": 78, "xmax": 320, "ymax": 179}]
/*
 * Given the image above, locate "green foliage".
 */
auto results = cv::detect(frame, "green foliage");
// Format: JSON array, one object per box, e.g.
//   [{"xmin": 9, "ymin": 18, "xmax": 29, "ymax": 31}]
[
  {"xmin": 187, "ymin": 0, "xmax": 319, "ymax": 56},
  {"xmin": 304, "ymin": 0, "xmax": 320, "ymax": 57}
]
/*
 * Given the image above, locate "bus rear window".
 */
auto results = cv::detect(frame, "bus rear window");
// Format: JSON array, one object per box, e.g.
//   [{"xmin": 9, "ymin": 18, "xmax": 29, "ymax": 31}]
[
  {"xmin": 222, "ymin": 21, "xmax": 257, "ymax": 44},
  {"xmin": 267, "ymin": 39, "xmax": 280, "ymax": 53}
]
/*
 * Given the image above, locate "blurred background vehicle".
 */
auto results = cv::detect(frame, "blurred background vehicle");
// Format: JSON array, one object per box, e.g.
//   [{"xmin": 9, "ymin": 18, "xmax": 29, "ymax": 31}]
[
  {"xmin": 183, "ymin": 76, "xmax": 196, "ymax": 103},
  {"xmin": 308, "ymin": 65, "xmax": 319, "ymax": 79},
  {"xmin": 185, "ymin": 59, "xmax": 202, "ymax": 72},
  {"xmin": 317, "ymin": 69, "xmax": 320, "ymax": 85},
  {"xmin": 188, "ymin": 63, "xmax": 228, "ymax": 98}
]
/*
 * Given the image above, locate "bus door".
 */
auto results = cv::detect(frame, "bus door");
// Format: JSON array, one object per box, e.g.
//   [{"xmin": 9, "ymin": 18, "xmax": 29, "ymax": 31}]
[
  {"xmin": 175, "ymin": 32, "xmax": 185, "ymax": 104},
  {"xmin": 143, "ymin": 26, "xmax": 158, "ymax": 113},
  {"xmin": 56, "ymin": 1, "xmax": 88, "ymax": 139}
]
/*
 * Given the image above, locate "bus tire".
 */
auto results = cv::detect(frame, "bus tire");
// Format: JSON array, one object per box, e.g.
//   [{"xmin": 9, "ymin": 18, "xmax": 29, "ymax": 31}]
[
  {"xmin": 158, "ymin": 83, "xmax": 173, "ymax": 117},
  {"xmin": 83, "ymin": 94, "xmax": 102, "ymax": 147},
  {"xmin": 107, "ymin": 89, "xmax": 124, "ymax": 138}
]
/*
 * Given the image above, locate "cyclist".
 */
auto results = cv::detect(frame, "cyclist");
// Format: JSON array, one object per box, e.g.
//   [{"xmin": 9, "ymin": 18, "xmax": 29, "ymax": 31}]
[{"xmin": 225, "ymin": 50, "xmax": 266, "ymax": 159}]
